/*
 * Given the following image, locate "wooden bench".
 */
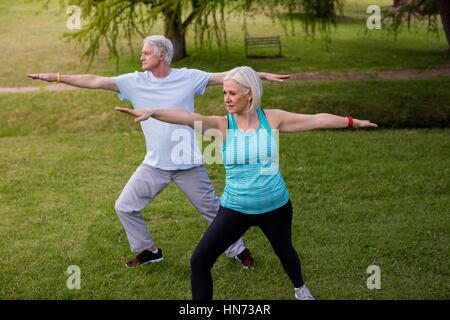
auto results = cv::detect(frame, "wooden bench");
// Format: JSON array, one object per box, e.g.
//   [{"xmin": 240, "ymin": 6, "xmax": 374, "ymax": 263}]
[{"xmin": 245, "ymin": 36, "xmax": 282, "ymax": 58}]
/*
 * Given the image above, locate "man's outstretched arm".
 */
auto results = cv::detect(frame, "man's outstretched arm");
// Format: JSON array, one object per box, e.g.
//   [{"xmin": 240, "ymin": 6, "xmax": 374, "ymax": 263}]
[
  {"xmin": 26, "ymin": 73, "xmax": 119, "ymax": 91},
  {"xmin": 208, "ymin": 71, "xmax": 290, "ymax": 86}
]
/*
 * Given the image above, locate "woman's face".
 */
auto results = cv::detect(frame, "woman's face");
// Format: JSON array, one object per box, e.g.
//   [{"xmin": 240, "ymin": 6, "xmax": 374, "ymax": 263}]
[{"xmin": 223, "ymin": 79, "xmax": 252, "ymax": 114}]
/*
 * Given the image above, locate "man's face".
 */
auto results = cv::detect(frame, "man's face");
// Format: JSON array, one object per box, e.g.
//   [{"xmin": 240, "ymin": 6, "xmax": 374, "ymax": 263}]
[{"xmin": 140, "ymin": 44, "xmax": 163, "ymax": 71}]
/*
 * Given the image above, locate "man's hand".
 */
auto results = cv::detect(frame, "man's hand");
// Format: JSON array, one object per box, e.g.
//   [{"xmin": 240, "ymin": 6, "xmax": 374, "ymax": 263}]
[
  {"xmin": 26, "ymin": 73, "xmax": 57, "ymax": 82},
  {"xmin": 208, "ymin": 71, "xmax": 291, "ymax": 86},
  {"xmin": 258, "ymin": 72, "xmax": 291, "ymax": 82}
]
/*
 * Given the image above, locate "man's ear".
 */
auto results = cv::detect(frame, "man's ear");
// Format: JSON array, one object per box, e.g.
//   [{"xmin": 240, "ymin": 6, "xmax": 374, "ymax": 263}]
[{"xmin": 159, "ymin": 51, "xmax": 166, "ymax": 62}]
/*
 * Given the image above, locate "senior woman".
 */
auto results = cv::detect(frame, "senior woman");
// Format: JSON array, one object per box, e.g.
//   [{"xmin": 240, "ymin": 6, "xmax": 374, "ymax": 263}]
[{"xmin": 115, "ymin": 66, "xmax": 377, "ymax": 300}]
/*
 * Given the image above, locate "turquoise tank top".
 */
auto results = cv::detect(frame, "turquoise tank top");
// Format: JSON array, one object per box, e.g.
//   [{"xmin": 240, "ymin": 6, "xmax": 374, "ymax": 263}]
[{"xmin": 220, "ymin": 108, "xmax": 290, "ymax": 214}]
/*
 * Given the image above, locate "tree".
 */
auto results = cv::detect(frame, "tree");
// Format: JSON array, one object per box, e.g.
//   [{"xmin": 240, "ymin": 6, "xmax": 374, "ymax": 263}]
[
  {"xmin": 435, "ymin": 0, "xmax": 450, "ymax": 50},
  {"xmin": 32, "ymin": 0, "xmax": 343, "ymax": 66},
  {"xmin": 33, "ymin": 0, "xmax": 229, "ymax": 66},
  {"xmin": 385, "ymin": 0, "xmax": 450, "ymax": 52}
]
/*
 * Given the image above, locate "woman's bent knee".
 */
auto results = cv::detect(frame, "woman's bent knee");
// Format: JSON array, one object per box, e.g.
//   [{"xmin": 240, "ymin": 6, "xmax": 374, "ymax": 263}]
[
  {"xmin": 191, "ymin": 247, "xmax": 215, "ymax": 272},
  {"xmin": 191, "ymin": 252, "xmax": 206, "ymax": 271}
]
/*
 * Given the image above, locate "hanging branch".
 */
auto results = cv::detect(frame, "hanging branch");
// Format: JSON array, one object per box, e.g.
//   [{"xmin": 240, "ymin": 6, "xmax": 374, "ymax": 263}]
[{"xmin": 383, "ymin": 0, "xmax": 440, "ymax": 41}]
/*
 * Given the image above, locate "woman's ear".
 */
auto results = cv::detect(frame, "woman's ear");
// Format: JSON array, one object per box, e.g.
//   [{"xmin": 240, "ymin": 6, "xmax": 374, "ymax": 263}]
[{"xmin": 248, "ymin": 89, "xmax": 253, "ymax": 102}]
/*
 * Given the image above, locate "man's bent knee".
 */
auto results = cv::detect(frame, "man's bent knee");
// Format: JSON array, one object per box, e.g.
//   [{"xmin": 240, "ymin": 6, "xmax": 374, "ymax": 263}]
[
  {"xmin": 114, "ymin": 199, "xmax": 125, "ymax": 215},
  {"xmin": 114, "ymin": 199, "xmax": 136, "ymax": 217}
]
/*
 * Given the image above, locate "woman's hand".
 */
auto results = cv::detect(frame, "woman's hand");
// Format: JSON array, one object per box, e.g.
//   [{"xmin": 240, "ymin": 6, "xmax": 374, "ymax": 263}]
[
  {"xmin": 352, "ymin": 119, "xmax": 378, "ymax": 128},
  {"xmin": 115, "ymin": 107, "xmax": 153, "ymax": 123}
]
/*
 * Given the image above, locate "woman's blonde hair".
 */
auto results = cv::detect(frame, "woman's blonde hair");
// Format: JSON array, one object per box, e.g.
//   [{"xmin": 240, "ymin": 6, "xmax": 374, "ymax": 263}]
[{"xmin": 224, "ymin": 66, "xmax": 262, "ymax": 112}]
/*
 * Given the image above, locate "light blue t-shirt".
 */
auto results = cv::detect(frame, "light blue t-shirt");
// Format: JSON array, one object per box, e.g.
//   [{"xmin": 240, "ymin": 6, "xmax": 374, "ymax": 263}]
[{"xmin": 114, "ymin": 68, "xmax": 211, "ymax": 170}]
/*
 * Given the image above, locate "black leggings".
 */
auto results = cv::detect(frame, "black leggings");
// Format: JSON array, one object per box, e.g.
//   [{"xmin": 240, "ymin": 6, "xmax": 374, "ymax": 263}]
[{"xmin": 190, "ymin": 200, "xmax": 304, "ymax": 300}]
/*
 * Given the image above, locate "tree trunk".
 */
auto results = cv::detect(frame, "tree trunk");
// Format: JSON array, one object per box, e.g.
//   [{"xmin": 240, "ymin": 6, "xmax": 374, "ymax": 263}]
[
  {"xmin": 163, "ymin": 6, "xmax": 187, "ymax": 61},
  {"xmin": 169, "ymin": 23, "xmax": 187, "ymax": 60},
  {"xmin": 436, "ymin": 0, "xmax": 450, "ymax": 52}
]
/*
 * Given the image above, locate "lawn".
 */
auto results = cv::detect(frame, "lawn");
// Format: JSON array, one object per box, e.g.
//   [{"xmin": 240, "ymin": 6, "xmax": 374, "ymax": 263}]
[
  {"xmin": 0, "ymin": 126, "xmax": 448, "ymax": 300},
  {"xmin": 0, "ymin": 80, "xmax": 448, "ymax": 300},
  {"xmin": 0, "ymin": 0, "xmax": 448, "ymax": 301}
]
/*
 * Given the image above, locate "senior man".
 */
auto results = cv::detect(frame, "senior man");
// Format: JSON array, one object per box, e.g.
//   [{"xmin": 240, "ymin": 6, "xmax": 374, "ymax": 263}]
[{"xmin": 27, "ymin": 35, "xmax": 289, "ymax": 268}]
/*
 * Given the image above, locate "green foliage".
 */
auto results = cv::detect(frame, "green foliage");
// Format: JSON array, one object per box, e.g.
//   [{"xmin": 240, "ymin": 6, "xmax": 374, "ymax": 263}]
[
  {"xmin": 382, "ymin": 0, "xmax": 440, "ymax": 39},
  {"xmin": 28, "ymin": 0, "xmax": 345, "ymax": 67},
  {"xmin": 3, "ymin": 0, "xmax": 448, "ymax": 87},
  {"xmin": 238, "ymin": 0, "xmax": 344, "ymax": 50},
  {"xmin": 283, "ymin": 0, "xmax": 344, "ymax": 36},
  {"xmin": 26, "ymin": 0, "xmax": 229, "ymax": 67}
]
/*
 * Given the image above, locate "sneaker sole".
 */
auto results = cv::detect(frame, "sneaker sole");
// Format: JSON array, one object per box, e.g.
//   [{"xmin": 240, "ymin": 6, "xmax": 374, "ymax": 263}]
[
  {"xmin": 141, "ymin": 257, "xmax": 164, "ymax": 265},
  {"xmin": 125, "ymin": 257, "xmax": 164, "ymax": 268}
]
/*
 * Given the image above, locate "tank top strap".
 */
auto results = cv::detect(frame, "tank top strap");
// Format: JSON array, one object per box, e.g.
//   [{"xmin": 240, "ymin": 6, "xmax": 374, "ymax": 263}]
[
  {"xmin": 257, "ymin": 108, "xmax": 272, "ymax": 132},
  {"xmin": 228, "ymin": 113, "xmax": 237, "ymax": 129},
  {"xmin": 223, "ymin": 114, "xmax": 237, "ymax": 151}
]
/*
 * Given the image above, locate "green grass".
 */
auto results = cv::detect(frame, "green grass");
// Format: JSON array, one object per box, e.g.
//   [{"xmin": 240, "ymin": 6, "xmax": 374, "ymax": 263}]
[
  {"xmin": 0, "ymin": 128, "xmax": 448, "ymax": 299},
  {"xmin": 0, "ymin": 80, "xmax": 449, "ymax": 299},
  {"xmin": 0, "ymin": 0, "xmax": 449, "ymax": 301}
]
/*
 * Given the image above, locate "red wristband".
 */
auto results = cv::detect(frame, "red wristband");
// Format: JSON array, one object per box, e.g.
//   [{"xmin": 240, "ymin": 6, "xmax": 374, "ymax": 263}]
[{"xmin": 347, "ymin": 116, "xmax": 353, "ymax": 128}]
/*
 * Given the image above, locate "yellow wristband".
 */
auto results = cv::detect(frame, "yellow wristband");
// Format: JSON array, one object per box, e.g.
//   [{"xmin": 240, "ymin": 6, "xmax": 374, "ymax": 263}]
[{"xmin": 57, "ymin": 72, "xmax": 60, "ymax": 83}]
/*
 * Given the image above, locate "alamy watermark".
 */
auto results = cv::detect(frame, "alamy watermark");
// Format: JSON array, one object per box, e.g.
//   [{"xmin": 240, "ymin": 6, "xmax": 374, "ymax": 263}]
[
  {"xmin": 66, "ymin": 265, "xmax": 81, "ymax": 290},
  {"xmin": 366, "ymin": 5, "xmax": 381, "ymax": 30},
  {"xmin": 366, "ymin": 265, "xmax": 381, "ymax": 290},
  {"xmin": 66, "ymin": 5, "xmax": 82, "ymax": 30},
  {"xmin": 67, "ymin": 5, "xmax": 382, "ymax": 31},
  {"xmin": 169, "ymin": 123, "xmax": 280, "ymax": 176}
]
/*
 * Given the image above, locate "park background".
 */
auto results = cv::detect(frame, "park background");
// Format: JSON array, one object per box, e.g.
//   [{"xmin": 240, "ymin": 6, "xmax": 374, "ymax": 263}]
[{"xmin": 0, "ymin": 0, "xmax": 448, "ymax": 299}]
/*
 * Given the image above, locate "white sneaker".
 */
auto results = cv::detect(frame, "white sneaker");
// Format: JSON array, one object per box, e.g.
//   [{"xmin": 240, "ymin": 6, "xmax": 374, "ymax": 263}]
[{"xmin": 295, "ymin": 285, "xmax": 315, "ymax": 300}]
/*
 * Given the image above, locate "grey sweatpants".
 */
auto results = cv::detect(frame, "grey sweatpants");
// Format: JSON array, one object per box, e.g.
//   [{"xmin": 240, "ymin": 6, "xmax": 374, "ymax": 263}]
[{"xmin": 114, "ymin": 163, "xmax": 246, "ymax": 258}]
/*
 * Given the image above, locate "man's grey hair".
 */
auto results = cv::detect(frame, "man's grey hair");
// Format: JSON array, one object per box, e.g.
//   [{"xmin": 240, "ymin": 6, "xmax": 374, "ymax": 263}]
[
  {"xmin": 143, "ymin": 35, "xmax": 174, "ymax": 65},
  {"xmin": 224, "ymin": 66, "xmax": 262, "ymax": 113}
]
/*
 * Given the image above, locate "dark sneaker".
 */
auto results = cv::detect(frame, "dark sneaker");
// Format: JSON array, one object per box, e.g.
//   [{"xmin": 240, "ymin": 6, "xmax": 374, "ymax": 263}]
[
  {"xmin": 235, "ymin": 248, "xmax": 255, "ymax": 269},
  {"xmin": 125, "ymin": 248, "xmax": 163, "ymax": 267}
]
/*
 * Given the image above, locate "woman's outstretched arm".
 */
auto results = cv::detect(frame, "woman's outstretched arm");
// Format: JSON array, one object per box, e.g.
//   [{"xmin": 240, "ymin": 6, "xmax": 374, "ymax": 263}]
[
  {"xmin": 265, "ymin": 109, "xmax": 377, "ymax": 132},
  {"xmin": 114, "ymin": 107, "xmax": 227, "ymax": 138}
]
